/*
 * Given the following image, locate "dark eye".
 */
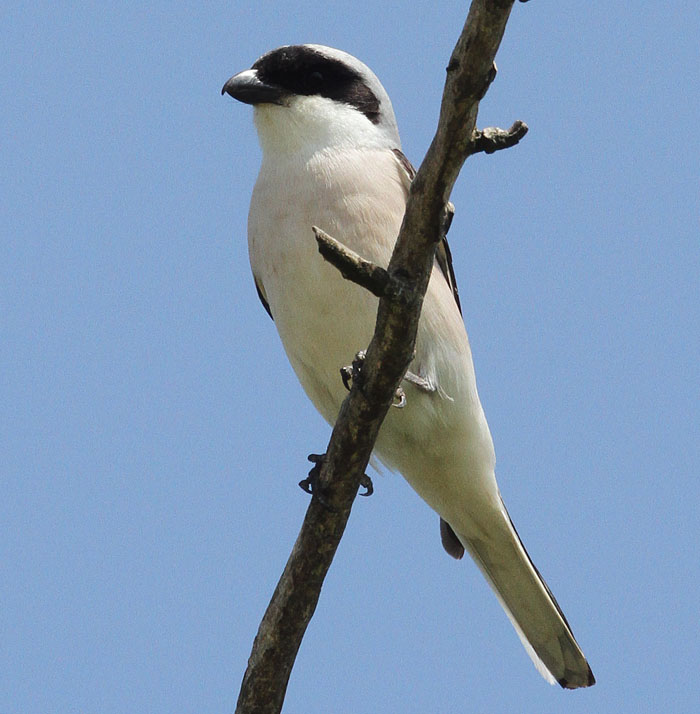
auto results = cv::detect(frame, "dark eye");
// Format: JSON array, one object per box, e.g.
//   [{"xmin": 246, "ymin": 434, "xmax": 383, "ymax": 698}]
[{"xmin": 308, "ymin": 71, "xmax": 324, "ymax": 85}]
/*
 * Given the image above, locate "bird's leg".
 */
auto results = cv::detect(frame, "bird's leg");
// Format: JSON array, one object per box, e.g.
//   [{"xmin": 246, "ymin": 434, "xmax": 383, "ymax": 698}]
[{"xmin": 403, "ymin": 371, "xmax": 437, "ymax": 393}]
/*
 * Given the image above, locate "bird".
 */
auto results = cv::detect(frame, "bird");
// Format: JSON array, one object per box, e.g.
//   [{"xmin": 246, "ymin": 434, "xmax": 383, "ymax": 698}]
[{"xmin": 222, "ymin": 43, "xmax": 595, "ymax": 689}]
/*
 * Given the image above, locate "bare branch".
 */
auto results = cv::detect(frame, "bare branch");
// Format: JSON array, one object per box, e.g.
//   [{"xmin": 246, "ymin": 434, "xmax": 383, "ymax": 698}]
[
  {"xmin": 235, "ymin": 2, "xmax": 524, "ymax": 712},
  {"xmin": 313, "ymin": 226, "xmax": 419, "ymax": 303},
  {"xmin": 313, "ymin": 226, "xmax": 389, "ymax": 298},
  {"xmin": 471, "ymin": 120, "xmax": 529, "ymax": 154}
]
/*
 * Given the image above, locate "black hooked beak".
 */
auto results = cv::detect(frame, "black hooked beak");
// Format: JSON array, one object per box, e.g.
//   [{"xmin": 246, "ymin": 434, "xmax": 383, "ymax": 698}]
[{"xmin": 221, "ymin": 69, "xmax": 288, "ymax": 106}]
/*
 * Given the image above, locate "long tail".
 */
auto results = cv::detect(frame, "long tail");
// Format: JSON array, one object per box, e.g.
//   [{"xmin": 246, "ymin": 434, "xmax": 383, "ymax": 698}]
[{"xmin": 455, "ymin": 499, "xmax": 595, "ymax": 689}]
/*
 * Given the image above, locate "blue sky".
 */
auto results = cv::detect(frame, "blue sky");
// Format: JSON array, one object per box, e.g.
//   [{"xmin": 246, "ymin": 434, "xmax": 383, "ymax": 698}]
[{"xmin": 2, "ymin": 1, "xmax": 699, "ymax": 712}]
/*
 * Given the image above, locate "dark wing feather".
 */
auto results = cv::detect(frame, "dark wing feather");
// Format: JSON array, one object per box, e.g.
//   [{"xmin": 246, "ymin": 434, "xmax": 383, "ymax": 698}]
[
  {"xmin": 440, "ymin": 518, "xmax": 465, "ymax": 559},
  {"xmin": 391, "ymin": 149, "xmax": 462, "ymax": 315},
  {"xmin": 434, "ymin": 226, "xmax": 462, "ymax": 315},
  {"xmin": 254, "ymin": 277, "xmax": 273, "ymax": 320},
  {"xmin": 392, "ymin": 149, "xmax": 467, "ymax": 559}
]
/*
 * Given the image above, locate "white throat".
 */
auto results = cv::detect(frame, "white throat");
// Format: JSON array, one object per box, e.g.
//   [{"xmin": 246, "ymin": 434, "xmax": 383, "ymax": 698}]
[{"xmin": 253, "ymin": 96, "xmax": 400, "ymax": 159}]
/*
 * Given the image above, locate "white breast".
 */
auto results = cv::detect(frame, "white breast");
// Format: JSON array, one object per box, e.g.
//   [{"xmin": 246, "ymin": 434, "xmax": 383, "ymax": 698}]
[{"xmin": 249, "ymin": 147, "xmax": 407, "ymax": 421}]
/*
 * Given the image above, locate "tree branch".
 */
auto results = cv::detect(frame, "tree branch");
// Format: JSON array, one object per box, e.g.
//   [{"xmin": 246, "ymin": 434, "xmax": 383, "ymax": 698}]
[
  {"xmin": 313, "ymin": 226, "xmax": 390, "ymax": 298},
  {"xmin": 235, "ymin": 2, "xmax": 524, "ymax": 712},
  {"xmin": 313, "ymin": 226, "xmax": 417, "ymax": 303},
  {"xmin": 472, "ymin": 120, "xmax": 529, "ymax": 154}
]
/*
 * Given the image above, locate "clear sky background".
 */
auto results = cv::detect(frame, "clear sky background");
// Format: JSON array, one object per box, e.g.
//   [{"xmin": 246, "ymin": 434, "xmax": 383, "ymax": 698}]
[{"xmin": 2, "ymin": 2, "xmax": 699, "ymax": 713}]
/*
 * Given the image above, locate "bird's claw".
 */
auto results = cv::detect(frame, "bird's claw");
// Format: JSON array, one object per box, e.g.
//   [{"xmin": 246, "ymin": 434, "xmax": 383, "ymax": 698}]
[
  {"xmin": 300, "ymin": 454, "xmax": 373, "ymax": 503},
  {"xmin": 299, "ymin": 454, "xmax": 335, "ymax": 511},
  {"xmin": 392, "ymin": 386, "xmax": 406, "ymax": 408},
  {"xmin": 359, "ymin": 473, "xmax": 374, "ymax": 496},
  {"xmin": 340, "ymin": 350, "xmax": 366, "ymax": 391},
  {"xmin": 340, "ymin": 365, "xmax": 353, "ymax": 391}
]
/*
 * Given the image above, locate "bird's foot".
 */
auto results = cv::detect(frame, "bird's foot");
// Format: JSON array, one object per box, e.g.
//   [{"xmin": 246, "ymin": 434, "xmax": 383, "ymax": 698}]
[
  {"xmin": 358, "ymin": 472, "xmax": 374, "ymax": 496},
  {"xmin": 392, "ymin": 371, "xmax": 436, "ymax": 408},
  {"xmin": 340, "ymin": 350, "xmax": 366, "ymax": 391},
  {"xmin": 392, "ymin": 386, "xmax": 406, "ymax": 408},
  {"xmin": 299, "ymin": 453, "xmax": 335, "ymax": 511},
  {"xmin": 299, "ymin": 454, "xmax": 374, "ymax": 504}
]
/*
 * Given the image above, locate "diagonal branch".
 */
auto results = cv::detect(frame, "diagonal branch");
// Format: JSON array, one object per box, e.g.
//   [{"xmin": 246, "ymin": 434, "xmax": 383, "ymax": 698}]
[{"xmin": 235, "ymin": 2, "xmax": 524, "ymax": 712}]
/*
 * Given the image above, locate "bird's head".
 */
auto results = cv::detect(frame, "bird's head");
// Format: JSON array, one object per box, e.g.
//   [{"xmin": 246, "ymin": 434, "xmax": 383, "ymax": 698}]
[{"xmin": 222, "ymin": 44, "xmax": 401, "ymax": 156}]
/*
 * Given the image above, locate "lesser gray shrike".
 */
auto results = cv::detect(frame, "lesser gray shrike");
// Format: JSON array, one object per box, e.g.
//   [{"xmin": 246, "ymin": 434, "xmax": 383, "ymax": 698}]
[{"xmin": 222, "ymin": 44, "xmax": 594, "ymax": 689}]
